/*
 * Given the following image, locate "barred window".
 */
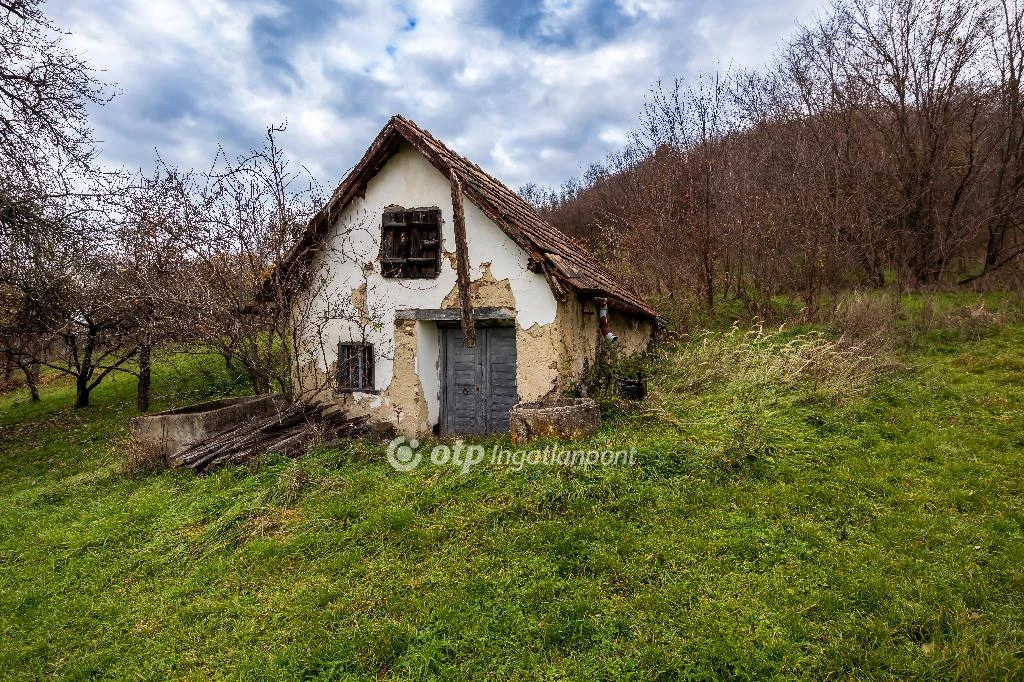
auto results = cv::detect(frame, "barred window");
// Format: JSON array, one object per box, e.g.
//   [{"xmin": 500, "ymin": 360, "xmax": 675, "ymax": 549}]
[
  {"xmin": 337, "ymin": 342, "xmax": 374, "ymax": 391},
  {"xmin": 380, "ymin": 206, "xmax": 441, "ymax": 278}
]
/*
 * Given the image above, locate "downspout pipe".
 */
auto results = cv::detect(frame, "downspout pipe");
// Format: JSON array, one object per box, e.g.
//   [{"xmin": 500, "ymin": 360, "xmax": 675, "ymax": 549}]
[{"xmin": 595, "ymin": 297, "xmax": 618, "ymax": 344}]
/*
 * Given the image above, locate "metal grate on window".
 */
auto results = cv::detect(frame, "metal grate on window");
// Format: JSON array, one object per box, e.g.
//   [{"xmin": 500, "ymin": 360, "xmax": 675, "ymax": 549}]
[{"xmin": 337, "ymin": 342, "xmax": 374, "ymax": 391}]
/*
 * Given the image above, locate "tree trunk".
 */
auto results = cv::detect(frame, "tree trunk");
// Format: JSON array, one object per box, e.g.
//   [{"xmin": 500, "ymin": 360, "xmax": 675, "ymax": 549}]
[
  {"xmin": 21, "ymin": 362, "xmax": 39, "ymax": 401},
  {"xmin": 986, "ymin": 222, "xmax": 1007, "ymax": 269},
  {"xmin": 905, "ymin": 201, "xmax": 944, "ymax": 284},
  {"xmin": 75, "ymin": 372, "xmax": 90, "ymax": 408},
  {"xmin": 137, "ymin": 340, "xmax": 151, "ymax": 413},
  {"xmin": 703, "ymin": 248, "xmax": 715, "ymax": 312},
  {"xmin": 75, "ymin": 335, "xmax": 95, "ymax": 409},
  {"xmin": 866, "ymin": 260, "xmax": 885, "ymax": 288},
  {"xmin": 248, "ymin": 369, "xmax": 270, "ymax": 395},
  {"xmin": 705, "ymin": 270, "xmax": 714, "ymax": 312}
]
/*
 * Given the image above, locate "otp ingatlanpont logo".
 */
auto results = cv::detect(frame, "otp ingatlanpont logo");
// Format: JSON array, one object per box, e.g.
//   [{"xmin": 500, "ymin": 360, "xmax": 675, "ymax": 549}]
[{"xmin": 386, "ymin": 436, "xmax": 421, "ymax": 471}]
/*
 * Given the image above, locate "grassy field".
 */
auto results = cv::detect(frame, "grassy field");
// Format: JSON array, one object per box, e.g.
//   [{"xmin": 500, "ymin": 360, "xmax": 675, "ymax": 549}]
[{"xmin": 1, "ymin": 300, "xmax": 1023, "ymax": 680}]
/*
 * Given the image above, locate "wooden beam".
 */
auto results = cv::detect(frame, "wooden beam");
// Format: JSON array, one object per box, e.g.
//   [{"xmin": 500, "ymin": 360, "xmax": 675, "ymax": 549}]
[
  {"xmin": 541, "ymin": 264, "xmax": 569, "ymax": 302},
  {"xmin": 449, "ymin": 170, "xmax": 476, "ymax": 348},
  {"xmin": 395, "ymin": 307, "xmax": 516, "ymax": 322}
]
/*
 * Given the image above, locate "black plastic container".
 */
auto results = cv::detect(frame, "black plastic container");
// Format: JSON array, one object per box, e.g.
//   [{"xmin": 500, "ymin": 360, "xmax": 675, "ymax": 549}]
[{"xmin": 616, "ymin": 377, "xmax": 648, "ymax": 400}]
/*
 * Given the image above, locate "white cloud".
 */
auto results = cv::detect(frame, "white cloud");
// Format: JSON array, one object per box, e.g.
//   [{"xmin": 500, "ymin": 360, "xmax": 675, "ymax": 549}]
[{"xmin": 47, "ymin": 0, "xmax": 826, "ymax": 190}]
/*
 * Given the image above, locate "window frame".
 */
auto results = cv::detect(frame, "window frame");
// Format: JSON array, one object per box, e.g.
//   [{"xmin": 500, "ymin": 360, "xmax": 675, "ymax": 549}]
[{"xmin": 337, "ymin": 341, "xmax": 375, "ymax": 393}]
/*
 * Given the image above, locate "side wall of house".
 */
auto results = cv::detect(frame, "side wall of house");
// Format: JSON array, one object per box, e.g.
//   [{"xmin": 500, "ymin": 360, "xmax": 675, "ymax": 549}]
[
  {"xmin": 292, "ymin": 143, "xmax": 653, "ymax": 436},
  {"xmin": 554, "ymin": 296, "xmax": 655, "ymax": 386}
]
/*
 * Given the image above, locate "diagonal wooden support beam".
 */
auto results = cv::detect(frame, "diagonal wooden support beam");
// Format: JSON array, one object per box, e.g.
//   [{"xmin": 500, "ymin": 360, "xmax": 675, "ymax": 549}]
[
  {"xmin": 449, "ymin": 169, "xmax": 476, "ymax": 348},
  {"xmin": 541, "ymin": 263, "xmax": 568, "ymax": 302}
]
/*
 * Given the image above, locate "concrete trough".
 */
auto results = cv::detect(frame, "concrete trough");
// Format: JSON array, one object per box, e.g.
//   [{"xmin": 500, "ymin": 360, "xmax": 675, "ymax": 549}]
[
  {"xmin": 509, "ymin": 398, "xmax": 600, "ymax": 444},
  {"xmin": 128, "ymin": 394, "xmax": 285, "ymax": 465}
]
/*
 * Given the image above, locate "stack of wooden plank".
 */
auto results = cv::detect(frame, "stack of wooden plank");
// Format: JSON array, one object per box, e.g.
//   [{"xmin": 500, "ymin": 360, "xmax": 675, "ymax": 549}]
[{"xmin": 171, "ymin": 403, "xmax": 369, "ymax": 473}]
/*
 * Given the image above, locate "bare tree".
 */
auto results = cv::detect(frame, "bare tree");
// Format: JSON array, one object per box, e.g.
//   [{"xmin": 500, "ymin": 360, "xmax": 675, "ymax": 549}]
[
  {"xmin": 533, "ymin": 0, "xmax": 1024, "ymax": 322},
  {"xmin": 971, "ymin": 0, "xmax": 1024, "ymax": 281},
  {"xmin": 790, "ymin": 0, "xmax": 990, "ymax": 284},
  {"xmin": 133, "ymin": 125, "xmax": 388, "ymax": 405},
  {"xmin": 108, "ymin": 171, "xmax": 196, "ymax": 411},
  {"xmin": 0, "ymin": 0, "xmax": 117, "ymax": 405}
]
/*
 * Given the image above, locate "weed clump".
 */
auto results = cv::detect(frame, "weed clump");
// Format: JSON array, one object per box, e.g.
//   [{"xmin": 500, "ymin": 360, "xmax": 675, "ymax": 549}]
[
  {"xmin": 120, "ymin": 437, "xmax": 163, "ymax": 474},
  {"xmin": 625, "ymin": 324, "xmax": 885, "ymax": 479},
  {"xmin": 827, "ymin": 290, "xmax": 1021, "ymax": 346},
  {"xmin": 829, "ymin": 291, "xmax": 900, "ymax": 346}
]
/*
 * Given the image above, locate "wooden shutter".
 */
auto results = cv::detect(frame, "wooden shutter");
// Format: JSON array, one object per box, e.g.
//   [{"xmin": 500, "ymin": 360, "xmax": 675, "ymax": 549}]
[{"xmin": 380, "ymin": 207, "xmax": 441, "ymax": 278}]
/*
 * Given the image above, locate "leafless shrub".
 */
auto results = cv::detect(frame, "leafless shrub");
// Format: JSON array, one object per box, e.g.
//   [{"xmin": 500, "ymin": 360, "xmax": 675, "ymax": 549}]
[
  {"xmin": 828, "ymin": 291, "xmax": 899, "ymax": 345},
  {"xmin": 907, "ymin": 296, "xmax": 1019, "ymax": 340},
  {"xmin": 120, "ymin": 437, "xmax": 163, "ymax": 474},
  {"xmin": 941, "ymin": 302, "xmax": 1009, "ymax": 339},
  {"xmin": 829, "ymin": 291, "xmax": 1018, "ymax": 345}
]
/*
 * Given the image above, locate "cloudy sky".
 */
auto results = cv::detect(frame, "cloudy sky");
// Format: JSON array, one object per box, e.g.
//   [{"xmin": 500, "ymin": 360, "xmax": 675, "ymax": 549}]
[{"xmin": 50, "ymin": 0, "xmax": 822, "ymax": 192}]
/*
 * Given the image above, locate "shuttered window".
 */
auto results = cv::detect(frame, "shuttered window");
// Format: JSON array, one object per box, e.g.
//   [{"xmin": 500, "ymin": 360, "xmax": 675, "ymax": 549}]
[
  {"xmin": 380, "ymin": 206, "xmax": 441, "ymax": 278},
  {"xmin": 337, "ymin": 342, "xmax": 374, "ymax": 391}
]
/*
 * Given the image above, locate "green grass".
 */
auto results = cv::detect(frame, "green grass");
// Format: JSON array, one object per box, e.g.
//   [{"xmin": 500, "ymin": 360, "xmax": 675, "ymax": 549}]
[{"xmin": 1, "ymin": 325, "xmax": 1023, "ymax": 680}]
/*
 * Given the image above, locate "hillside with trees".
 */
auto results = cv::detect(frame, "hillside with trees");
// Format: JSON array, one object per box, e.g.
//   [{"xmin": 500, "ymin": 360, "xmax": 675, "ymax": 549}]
[{"xmin": 524, "ymin": 0, "xmax": 1024, "ymax": 324}]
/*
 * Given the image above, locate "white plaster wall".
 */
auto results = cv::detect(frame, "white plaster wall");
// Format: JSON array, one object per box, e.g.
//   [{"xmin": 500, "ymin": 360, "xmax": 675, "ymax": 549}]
[
  {"xmin": 303, "ymin": 143, "xmax": 557, "ymax": 422},
  {"xmin": 415, "ymin": 320, "xmax": 441, "ymax": 425}
]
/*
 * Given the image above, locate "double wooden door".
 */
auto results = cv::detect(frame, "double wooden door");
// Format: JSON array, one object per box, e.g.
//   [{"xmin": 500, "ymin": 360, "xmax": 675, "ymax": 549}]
[{"xmin": 441, "ymin": 326, "xmax": 517, "ymax": 434}]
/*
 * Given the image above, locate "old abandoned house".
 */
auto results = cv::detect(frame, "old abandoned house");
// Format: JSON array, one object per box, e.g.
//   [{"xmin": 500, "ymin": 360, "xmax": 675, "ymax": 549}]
[{"xmin": 279, "ymin": 115, "xmax": 663, "ymax": 437}]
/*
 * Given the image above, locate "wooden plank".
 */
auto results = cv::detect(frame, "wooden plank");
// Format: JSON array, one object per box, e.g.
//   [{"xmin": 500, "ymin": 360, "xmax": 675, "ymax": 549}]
[
  {"xmin": 541, "ymin": 264, "xmax": 569, "ymax": 302},
  {"xmin": 485, "ymin": 327, "xmax": 517, "ymax": 433},
  {"xmin": 449, "ymin": 170, "xmax": 476, "ymax": 348}
]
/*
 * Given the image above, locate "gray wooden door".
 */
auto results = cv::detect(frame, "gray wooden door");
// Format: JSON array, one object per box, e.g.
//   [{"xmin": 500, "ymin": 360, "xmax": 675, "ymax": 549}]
[{"xmin": 442, "ymin": 326, "xmax": 517, "ymax": 434}]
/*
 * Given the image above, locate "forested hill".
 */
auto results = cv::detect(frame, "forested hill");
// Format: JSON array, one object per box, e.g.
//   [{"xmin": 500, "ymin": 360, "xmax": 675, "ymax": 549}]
[{"xmin": 521, "ymin": 0, "xmax": 1024, "ymax": 325}]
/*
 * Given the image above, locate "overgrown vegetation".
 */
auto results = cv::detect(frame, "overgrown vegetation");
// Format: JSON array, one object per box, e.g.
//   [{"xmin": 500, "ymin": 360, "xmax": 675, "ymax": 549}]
[{"xmin": 2, "ymin": 298, "xmax": 1022, "ymax": 679}]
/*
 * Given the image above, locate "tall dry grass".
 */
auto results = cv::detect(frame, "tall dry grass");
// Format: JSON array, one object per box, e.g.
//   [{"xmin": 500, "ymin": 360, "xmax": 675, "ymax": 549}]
[
  {"xmin": 656, "ymin": 324, "xmax": 884, "ymax": 406},
  {"xmin": 827, "ymin": 291, "xmax": 1021, "ymax": 346}
]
